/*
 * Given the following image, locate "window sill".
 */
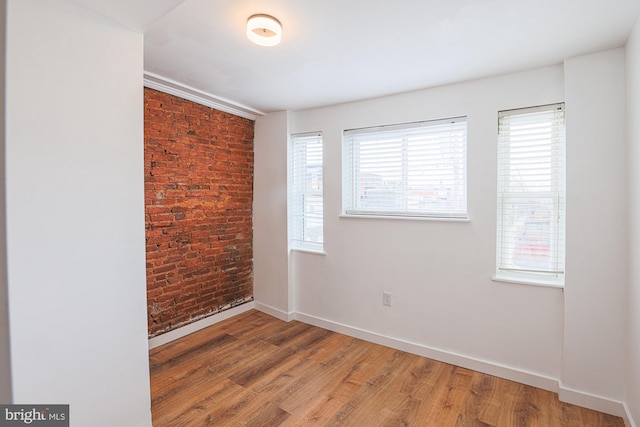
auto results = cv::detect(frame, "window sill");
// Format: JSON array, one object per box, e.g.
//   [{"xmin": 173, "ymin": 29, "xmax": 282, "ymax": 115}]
[
  {"xmin": 339, "ymin": 214, "xmax": 470, "ymax": 223},
  {"xmin": 491, "ymin": 275, "xmax": 564, "ymax": 289},
  {"xmin": 290, "ymin": 247, "xmax": 326, "ymax": 256}
]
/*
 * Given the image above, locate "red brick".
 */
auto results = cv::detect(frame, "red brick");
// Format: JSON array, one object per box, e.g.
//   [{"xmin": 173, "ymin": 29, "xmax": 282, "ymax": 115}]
[{"xmin": 144, "ymin": 88, "xmax": 254, "ymax": 338}]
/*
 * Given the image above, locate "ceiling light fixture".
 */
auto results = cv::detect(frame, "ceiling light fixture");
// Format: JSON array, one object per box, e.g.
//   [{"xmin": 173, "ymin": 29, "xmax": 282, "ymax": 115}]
[{"xmin": 246, "ymin": 14, "xmax": 282, "ymax": 47}]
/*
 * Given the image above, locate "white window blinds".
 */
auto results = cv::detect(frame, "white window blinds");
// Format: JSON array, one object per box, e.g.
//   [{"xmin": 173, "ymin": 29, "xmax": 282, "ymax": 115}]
[
  {"xmin": 289, "ymin": 132, "xmax": 323, "ymax": 251},
  {"xmin": 496, "ymin": 104, "xmax": 565, "ymax": 285},
  {"xmin": 343, "ymin": 117, "xmax": 467, "ymax": 218}
]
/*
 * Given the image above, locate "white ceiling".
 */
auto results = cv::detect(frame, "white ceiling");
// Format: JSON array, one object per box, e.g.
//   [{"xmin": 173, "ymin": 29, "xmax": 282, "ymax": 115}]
[
  {"xmin": 67, "ymin": 0, "xmax": 186, "ymax": 32},
  {"xmin": 141, "ymin": 1, "xmax": 639, "ymax": 114}
]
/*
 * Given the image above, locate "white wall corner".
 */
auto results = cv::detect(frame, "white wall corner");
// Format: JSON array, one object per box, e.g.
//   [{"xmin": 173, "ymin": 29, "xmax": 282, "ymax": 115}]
[
  {"xmin": 66, "ymin": 0, "xmax": 186, "ymax": 32},
  {"xmin": 253, "ymin": 111, "xmax": 291, "ymax": 314},
  {"xmin": 562, "ymin": 47, "xmax": 628, "ymax": 406},
  {"xmin": 0, "ymin": 0, "xmax": 10, "ymax": 406},
  {"xmin": 624, "ymin": 402, "xmax": 638, "ymax": 427},
  {"xmin": 6, "ymin": 0, "xmax": 151, "ymax": 424},
  {"xmin": 626, "ymin": 13, "xmax": 640, "ymax": 427},
  {"xmin": 559, "ymin": 382, "xmax": 629, "ymax": 421},
  {"xmin": 254, "ymin": 301, "xmax": 295, "ymax": 322}
]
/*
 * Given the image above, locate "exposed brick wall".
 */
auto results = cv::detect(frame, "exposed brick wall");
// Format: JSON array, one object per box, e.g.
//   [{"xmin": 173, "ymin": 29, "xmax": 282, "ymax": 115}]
[{"xmin": 144, "ymin": 88, "xmax": 254, "ymax": 338}]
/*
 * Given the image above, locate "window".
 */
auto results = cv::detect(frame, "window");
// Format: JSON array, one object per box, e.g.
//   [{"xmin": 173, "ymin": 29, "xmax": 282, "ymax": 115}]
[
  {"xmin": 289, "ymin": 132, "xmax": 323, "ymax": 251},
  {"xmin": 342, "ymin": 117, "xmax": 467, "ymax": 219},
  {"xmin": 496, "ymin": 104, "xmax": 565, "ymax": 286}
]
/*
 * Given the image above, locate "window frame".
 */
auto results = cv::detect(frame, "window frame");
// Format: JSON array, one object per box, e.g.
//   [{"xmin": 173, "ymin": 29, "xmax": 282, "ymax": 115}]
[
  {"xmin": 342, "ymin": 117, "xmax": 468, "ymax": 220},
  {"xmin": 288, "ymin": 131, "xmax": 324, "ymax": 253},
  {"xmin": 494, "ymin": 103, "xmax": 566, "ymax": 287}
]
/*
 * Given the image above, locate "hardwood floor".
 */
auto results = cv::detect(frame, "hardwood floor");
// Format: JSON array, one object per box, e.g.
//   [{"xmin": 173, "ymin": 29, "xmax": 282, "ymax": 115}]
[{"xmin": 150, "ymin": 309, "xmax": 624, "ymax": 426}]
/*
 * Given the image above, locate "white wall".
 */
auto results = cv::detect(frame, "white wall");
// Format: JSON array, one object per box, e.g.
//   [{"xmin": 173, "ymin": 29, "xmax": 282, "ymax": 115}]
[
  {"xmin": 253, "ymin": 49, "xmax": 632, "ymax": 415},
  {"xmin": 561, "ymin": 49, "xmax": 628, "ymax": 413},
  {"xmin": 627, "ymin": 15, "xmax": 640, "ymax": 426},
  {"xmin": 6, "ymin": 0, "xmax": 152, "ymax": 425},
  {"xmin": 0, "ymin": 0, "xmax": 11, "ymax": 405},
  {"xmin": 287, "ymin": 66, "xmax": 566, "ymax": 384},
  {"xmin": 253, "ymin": 111, "xmax": 292, "ymax": 318}
]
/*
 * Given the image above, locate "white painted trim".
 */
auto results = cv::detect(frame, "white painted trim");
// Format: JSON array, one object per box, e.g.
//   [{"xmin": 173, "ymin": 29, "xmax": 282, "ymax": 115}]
[
  {"xmin": 491, "ymin": 275, "xmax": 565, "ymax": 289},
  {"xmin": 293, "ymin": 311, "xmax": 558, "ymax": 393},
  {"xmin": 143, "ymin": 72, "xmax": 264, "ymax": 121},
  {"xmin": 148, "ymin": 302, "xmax": 255, "ymax": 349},
  {"xmin": 558, "ymin": 382, "xmax": 628, "ymax": 419},
  {"xmin": 289, "ymin": 248, "xmax": 327, "ymax": 256},
  {"xmin": 253, "ymin": 301, "xmax": 294, "ymax": 322},
  {"xmin": 339, "ymin": 213, "xmax": 470, "ymax": 223},
  {"xmin": 623, "ymin": 402, "xmax": 638, "ymax": 427}
]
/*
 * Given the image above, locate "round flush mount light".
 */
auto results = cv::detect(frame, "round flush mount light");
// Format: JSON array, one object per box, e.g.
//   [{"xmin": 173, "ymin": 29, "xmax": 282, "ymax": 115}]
[{"xmin": 246, "ymin": 14, "xmax": 282, "ymax": 47}]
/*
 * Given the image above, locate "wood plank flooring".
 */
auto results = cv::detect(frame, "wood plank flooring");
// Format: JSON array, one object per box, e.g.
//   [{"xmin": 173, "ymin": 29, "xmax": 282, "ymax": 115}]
[{"xmin": 149, "ymin": 309, "xmax": 624, "ymax": 427}]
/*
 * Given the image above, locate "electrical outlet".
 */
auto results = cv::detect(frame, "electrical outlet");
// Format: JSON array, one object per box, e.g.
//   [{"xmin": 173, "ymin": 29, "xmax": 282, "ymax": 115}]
[{"xmin": 383, "ymin": 291, "xmax": 392, "ymax": 306}]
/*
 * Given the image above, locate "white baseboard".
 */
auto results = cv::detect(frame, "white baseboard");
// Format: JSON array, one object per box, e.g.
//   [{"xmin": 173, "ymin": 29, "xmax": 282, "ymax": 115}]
[
  {"xmin": 253, "ymin": 301, "xmax": 294, "ymax": 322},
  {"xmin": 623, "ymin": 402, "xmax": 638, "ymax": 427},
  {"xmin": 148, "ymin": 302, "xmax": 255, "ymax": 350},
  {"xmin": 558, "ymin": 382, "xmax": 629, "ymax": 422},
  {"xmin": 293, "ymin": 311, "xmax": 558, "ymax": 393}
]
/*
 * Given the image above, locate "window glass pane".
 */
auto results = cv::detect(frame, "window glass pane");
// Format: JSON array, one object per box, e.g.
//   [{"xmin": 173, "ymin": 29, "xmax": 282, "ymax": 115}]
[
  {"xmin": 355, "ymin": 137, "xmax": 403, "ymax": 211},
  {"xmin": 498, "ymin": 196, "xmax": 556, "ymax": 272},
  {"xmin": 303, "ymin": 194, "xmax": 323, "ymax": 244},
  {"xmin": 344, "ymin": 118, "xmax": 467, "ymax": 218},
  {"xmin": 496, "ymin": 104, "xmax": 565, "ymax": 284},
  {"xmin": 290, "ymin": 133, "xmax": 323, "ymax": 251}
]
